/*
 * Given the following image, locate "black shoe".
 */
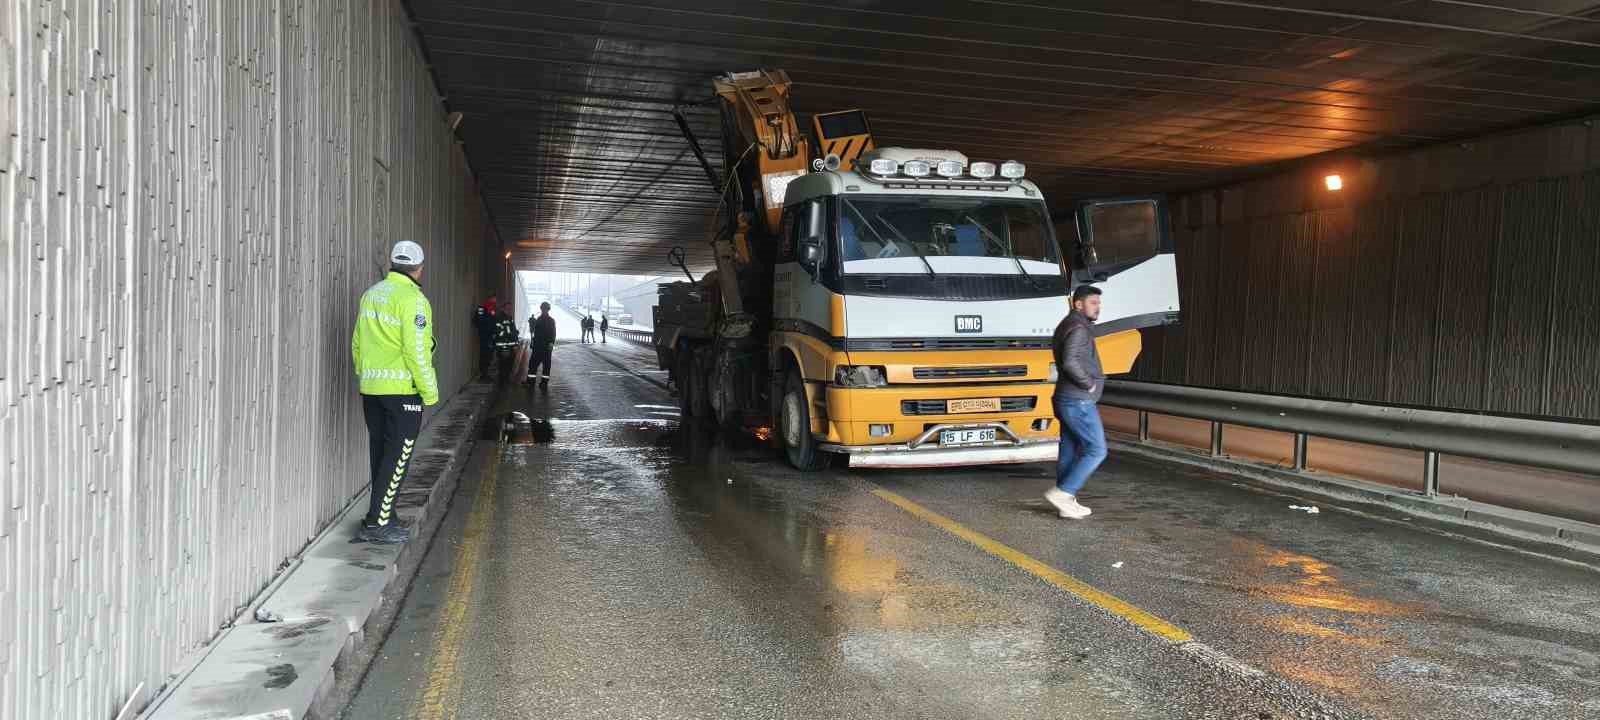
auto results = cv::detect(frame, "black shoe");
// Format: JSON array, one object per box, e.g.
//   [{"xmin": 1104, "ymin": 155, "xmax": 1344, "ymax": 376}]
[{"xmin": 352, "ymin": 522, "xmax": 411, "ymax": 545}]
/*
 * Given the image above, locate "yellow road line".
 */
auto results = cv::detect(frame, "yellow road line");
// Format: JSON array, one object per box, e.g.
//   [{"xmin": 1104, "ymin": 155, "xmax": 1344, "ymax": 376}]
[
  {"xmin": 868, "ymin": 486, "xmax": 1194, "ymax": 644},
  {"xmin": 414, "ymin": 450, "xmax": 501, "ymax": 720}
]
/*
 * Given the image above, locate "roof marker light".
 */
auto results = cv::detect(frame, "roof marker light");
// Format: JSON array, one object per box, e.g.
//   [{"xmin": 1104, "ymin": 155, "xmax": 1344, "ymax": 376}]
[
  {"xmin": 999, "ymin": 161, "xmax": 1026, "ymax": 179},
  {"xmin": 868, "ymin": 157, "xmax": 900, "ymax": 176},
  {"xmin": 936, "ymin": 160, "xmax": 963, "ymax": 178},
  {"xmin": 902, "ymin": 160, "xmax": 932, "ymax": 178},
  {"xmin": 969, "ymin": 161, "xmax": 997, "ymax": 179}
]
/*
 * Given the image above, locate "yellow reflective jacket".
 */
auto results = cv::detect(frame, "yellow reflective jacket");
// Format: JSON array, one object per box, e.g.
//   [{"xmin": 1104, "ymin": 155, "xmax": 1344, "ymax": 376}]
[{"xmin": 351, "ymin": 272, "xmax": 439, "ymax": 405}]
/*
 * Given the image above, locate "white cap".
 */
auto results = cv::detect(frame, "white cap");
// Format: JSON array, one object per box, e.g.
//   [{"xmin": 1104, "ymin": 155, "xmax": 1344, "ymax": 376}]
[{"xmin": 391, "ymin": 240, "xmax": 425, "ymax": 266}]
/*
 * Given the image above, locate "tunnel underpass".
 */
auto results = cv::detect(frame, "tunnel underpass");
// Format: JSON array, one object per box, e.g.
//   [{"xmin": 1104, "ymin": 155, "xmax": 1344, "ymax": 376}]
[{"xmin": 7, "ymin": 1, "xmax": 1600, "ymax": 719}]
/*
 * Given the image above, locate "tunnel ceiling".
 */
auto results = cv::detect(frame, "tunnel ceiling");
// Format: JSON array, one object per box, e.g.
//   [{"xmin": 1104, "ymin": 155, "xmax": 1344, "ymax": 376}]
[{"xmin": 410, "ymin": 0, "xmax": 1600, "ymax": 275}]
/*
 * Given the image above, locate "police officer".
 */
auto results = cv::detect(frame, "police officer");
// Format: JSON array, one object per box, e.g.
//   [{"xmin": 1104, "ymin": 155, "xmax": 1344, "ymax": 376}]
[{"xmin": 350, "ymin": 241, "xmax": 439, "ymax": 544}]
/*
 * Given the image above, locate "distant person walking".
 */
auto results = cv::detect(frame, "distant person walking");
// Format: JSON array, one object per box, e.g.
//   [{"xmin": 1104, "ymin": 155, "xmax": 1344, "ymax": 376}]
[
  {"xmin": 529, "ymin": 302, "xmax": 557, "ymax": 390},
  {"xmin": 599, "ymin": 315, "xmax": 608, "ymax": 343},
  {"xmin": 473, "ymin": 293, "xmax": 498, "ymax": 380},
  {"xmin": 1045, "ymin": 285, "xmax": 1107, "ymax": 521},
  {"xmin": 350, "ymin": 241, "xmax": 438, "ymax": 544},
  {"xmin": 492, "ymin": 308, "xmax": 520, "ymax": 385}
]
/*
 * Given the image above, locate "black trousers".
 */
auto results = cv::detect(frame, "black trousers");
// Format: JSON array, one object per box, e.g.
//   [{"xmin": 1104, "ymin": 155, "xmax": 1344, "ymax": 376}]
[
  {"xmin": 477, "ymin": 337, "xmax": 493, "ymax": 377},
  {"xmin": 496, "ymin": 347, "xmax": 515, "ymax": 385},
  {"xmin": 531, "ymin": 345, "xmax": 553, "ymax": 381},
  {"xmin": 362, "ymin": 394, "xmax": 424, "ymax": 527}
]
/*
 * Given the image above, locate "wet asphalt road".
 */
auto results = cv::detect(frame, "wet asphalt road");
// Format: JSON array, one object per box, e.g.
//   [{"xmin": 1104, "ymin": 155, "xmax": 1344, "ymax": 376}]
[{"xmin": 344, "ymin": 339, "xmax": 1600, "ymax": 720}]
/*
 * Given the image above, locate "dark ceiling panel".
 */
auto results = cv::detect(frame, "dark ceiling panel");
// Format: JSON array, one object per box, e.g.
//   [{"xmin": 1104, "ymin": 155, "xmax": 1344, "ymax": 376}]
[{"xmin": 408, "ymin": 0, "xmax": 1600, "ymax": 274}]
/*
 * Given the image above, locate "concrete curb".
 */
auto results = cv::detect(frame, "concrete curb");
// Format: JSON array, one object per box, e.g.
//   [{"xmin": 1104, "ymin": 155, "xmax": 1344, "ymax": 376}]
[
  {"xmin": 141, "ymin": 383, "xmax": 496, "ymax": 720},
  {"xmin": 1111, "ymin": 437, "xmax": 1600, "ymax": 567}
]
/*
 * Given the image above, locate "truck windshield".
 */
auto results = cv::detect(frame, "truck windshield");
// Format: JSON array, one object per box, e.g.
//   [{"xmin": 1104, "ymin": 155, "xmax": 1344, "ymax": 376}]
[{"xmin": 838, "ymin": 196, "xmax": 1059, "ymax": 274}]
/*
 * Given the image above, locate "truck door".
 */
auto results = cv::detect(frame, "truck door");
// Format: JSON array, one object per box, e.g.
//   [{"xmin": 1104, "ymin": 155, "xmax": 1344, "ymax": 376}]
[{"xmin": 1067, "ymin": 196, "xmax": 1181, "ymax": 336}]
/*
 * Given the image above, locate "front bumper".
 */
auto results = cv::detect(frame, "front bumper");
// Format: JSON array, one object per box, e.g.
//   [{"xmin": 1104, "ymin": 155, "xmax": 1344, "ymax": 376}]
[{"xmin": 819, "ymin": 422, "xmax": 1057, "ymax": 469}]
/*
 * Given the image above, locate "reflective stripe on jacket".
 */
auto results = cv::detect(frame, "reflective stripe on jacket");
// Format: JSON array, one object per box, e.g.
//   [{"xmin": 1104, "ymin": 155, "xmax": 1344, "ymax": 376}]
[{"xmin": 352, "ymin": 272, "xmax": 440, "ymax": 405}]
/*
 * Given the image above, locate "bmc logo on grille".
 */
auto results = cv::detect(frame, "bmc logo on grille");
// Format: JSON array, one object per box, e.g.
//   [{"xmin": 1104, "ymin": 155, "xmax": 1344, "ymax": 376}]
[{"xmin": 954, "ymin": 315, "xmax": 983, "ymax": 333}]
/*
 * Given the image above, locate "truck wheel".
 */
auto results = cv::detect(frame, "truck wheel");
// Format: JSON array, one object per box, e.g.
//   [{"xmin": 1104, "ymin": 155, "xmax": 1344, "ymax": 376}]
[
  {"xmin": 679, "ymin": 349, "xmax": 713, "ymax": 424},
  {"xmin": 675, "ymin": 351, "xmax": 696, "ymax": 417},
  {"xmin": 781, "ymin": 370, "xmax": 829, "ymax": 472}
]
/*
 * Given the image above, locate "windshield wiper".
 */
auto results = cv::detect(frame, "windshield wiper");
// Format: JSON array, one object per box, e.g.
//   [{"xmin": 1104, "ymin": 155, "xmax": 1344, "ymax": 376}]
[
  {"xmin": 844, "ymin": 199, "xmax": 898, "ymax": 257},
  {"xmin": 965, "ymin": 214, "xmax": 1041, "ymax": 289},
  {"xmin": 846, "ymin": 200, "xmax": 933, "ymax": 278},
  {"xmin": 875, "ymin": 213, "xmax": 936, "ymax": 278}
]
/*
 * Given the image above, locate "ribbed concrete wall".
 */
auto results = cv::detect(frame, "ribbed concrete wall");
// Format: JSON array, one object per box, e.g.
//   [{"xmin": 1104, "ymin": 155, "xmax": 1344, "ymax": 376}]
[
  {"xmin": 0, "ymin": 1, "xmax": 497, "ymax": 718},
  {"xmin": 1134, "ymin": 118, "xmax": 1600, "ymax": 423}
]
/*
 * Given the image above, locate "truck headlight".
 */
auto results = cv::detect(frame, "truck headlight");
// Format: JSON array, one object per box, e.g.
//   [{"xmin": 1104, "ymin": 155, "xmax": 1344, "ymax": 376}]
[
  {"xmin": 1048, "ymin": 362, "xmax": 1058, "ymax": 382},
  {"xmin": 834, "ymin": 365, "xmax": 887, "ymax": 388}
]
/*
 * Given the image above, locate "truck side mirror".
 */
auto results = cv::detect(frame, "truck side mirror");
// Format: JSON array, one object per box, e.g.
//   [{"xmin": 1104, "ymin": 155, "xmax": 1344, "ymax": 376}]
[
  {"xmin": 799, "ymin": 240, "xmax": 822, "ymax": 271},
  {"xmin": 798, "ymin": 200, "xmax": 826, "ymax": 274}
]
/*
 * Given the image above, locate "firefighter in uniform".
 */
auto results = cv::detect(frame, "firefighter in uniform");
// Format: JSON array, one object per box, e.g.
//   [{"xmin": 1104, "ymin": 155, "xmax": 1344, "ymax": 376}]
[
  {"xmin": 350, "ymin": 241, "xmax": 439, "ymax": 544},
  {"xmin": 492, "ymin": 308, "xmax": 521, "ymax": 385},
  {"xmin": 529, "ymin": 301, "xmax": 557, "ymax": 390}
]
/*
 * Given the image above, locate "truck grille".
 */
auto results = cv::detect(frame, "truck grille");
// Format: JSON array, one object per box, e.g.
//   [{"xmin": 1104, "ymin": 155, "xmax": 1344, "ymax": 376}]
[
  {"xmin": 901, "ymin": 397, "xmax": 1037, "ymax": 415},
  {"xmin": 847, "ymin": 337, "xmax": 1051, "ymax": 351},
  {"xmin": 912, "ymin": 365, "xmax": 1027, "ymax": 380}
]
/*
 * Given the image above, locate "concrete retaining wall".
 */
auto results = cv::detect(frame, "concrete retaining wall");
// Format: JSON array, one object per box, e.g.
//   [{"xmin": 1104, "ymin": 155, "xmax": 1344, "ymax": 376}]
[{"xmin": 0, "ymin": 1, "xmax": 498, "ymax": 717}]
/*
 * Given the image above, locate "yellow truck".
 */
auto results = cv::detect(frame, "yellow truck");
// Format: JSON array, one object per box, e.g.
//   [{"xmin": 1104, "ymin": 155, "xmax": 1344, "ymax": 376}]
[{"xmin": 655, "ymin": 70, "xmax": 1179, "ymax": 470}]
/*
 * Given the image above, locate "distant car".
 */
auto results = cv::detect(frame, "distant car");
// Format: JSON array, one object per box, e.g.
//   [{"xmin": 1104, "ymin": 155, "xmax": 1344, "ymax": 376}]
[{"xmin": 616, "ymin": 313, "xmax": 633, "ymax": 325}]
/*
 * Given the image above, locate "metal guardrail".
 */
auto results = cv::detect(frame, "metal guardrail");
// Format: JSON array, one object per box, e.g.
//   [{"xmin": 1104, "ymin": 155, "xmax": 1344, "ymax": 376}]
[
  {"xmin": 1101, "ymin": 380, "xmax": 1600, "ymax": 494},
  {"xmin": 609, "ymin": 326, "xmax": 654, "ymax": 344}
]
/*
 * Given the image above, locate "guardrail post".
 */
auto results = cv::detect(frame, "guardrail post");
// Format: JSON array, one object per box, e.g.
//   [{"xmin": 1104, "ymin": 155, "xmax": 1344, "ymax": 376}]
[
  {"xmin": 1209, "ymin": 421, "xmax": 1223, "ymax": 457},
  {"xmin": 1423, "ymin": 451, "xmax": 1439, "ymax": 497},
  {"xmin": 1137, "ymin": 411, "xmax": 1150, "ymax": 442},
  {"xmin": 1292, "ymin": 432, "xmax": 1308, "ymax": 471}
]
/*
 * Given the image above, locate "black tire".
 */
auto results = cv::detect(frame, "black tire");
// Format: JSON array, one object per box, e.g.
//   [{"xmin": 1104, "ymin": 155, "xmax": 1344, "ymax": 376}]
[
  {"xmin": 679, "ymin": 348, "xmax": 714, "ymax": 425},
  {"xmin": 780, "ymin": 369, "xmax": 829, "ymax": 472},
  {"xmin": 675, "ymin": 350, "xmax": 696, "ymax": 417}
]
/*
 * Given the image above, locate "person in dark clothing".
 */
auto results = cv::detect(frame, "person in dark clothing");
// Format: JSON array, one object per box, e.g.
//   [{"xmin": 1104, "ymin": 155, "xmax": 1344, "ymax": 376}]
[
  {"xmin": 1045, "ymin": 285, "xmax": 1107, "ymax": 520},
  {"xmin": 599, "ymin": 315, "xmax": 608, "ymax": 343},
  {"xmin": 492, "ymin": 308, "xmax": 520, "ymax": 386},
  {"xmin": 474, "ymin": 293, "xmax": 498, "ymax": 379},
  {"xmin": 529, "ymin": 302, "xmax": 557, "ymax": 390}
]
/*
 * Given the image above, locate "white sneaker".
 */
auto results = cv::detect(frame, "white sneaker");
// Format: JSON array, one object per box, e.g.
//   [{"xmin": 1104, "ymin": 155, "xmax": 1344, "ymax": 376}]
[
  {"xmin": 1057, "ymin": 494, "xmax": 1092, "ymax": 520},
  {"xmin": 1044, "ymin": 488, "xmax": 1071, "ymax": 513}
]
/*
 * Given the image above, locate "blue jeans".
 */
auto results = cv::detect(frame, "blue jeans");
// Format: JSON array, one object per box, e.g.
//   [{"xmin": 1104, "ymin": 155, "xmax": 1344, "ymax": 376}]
[{"xmin": 1054, "ymin": 398, "xmax": 1107, "ymax": 495}]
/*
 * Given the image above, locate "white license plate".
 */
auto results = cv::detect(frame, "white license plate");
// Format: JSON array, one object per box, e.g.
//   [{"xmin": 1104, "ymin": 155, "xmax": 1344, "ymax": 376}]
[{"xmin": 940, "ymin": 428, "xmax": 997, "ymax": 446}]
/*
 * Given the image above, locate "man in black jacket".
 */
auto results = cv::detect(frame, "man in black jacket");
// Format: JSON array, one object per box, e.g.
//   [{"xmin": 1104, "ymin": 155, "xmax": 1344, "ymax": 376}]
[
  {"xmin": 473, "ymin": 293, "xmax": 498, "ymax": 379},
  {"xmin": 529, "ymin": 302, "xmax": 557, "ymax": 390},
  {"xmin": 1046, "ymin": 285, "xmax": 1107, "ymax": 520}
]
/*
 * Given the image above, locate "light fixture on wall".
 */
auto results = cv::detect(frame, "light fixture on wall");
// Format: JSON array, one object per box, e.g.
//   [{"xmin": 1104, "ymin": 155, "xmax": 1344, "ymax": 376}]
[
  {"xmin": 1324, "ymin": 174, "xmax": 1344, "ymax": 191},
  {"xmin": 504, "ymin": 251, "xmax": 512, "ymax": 260}
]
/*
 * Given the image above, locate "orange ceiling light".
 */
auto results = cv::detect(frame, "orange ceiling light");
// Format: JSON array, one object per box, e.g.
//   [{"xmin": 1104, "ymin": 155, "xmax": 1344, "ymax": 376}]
[{"xmin": 1324, "ymin": 174, "xmax": 1343, "ymax": 191}]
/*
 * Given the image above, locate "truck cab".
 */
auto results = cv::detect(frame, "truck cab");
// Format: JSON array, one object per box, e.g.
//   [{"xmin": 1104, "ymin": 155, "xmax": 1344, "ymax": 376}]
[{"xmin": 766, "ymin": 147, "xmax": 1167, "ymax": 469}]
